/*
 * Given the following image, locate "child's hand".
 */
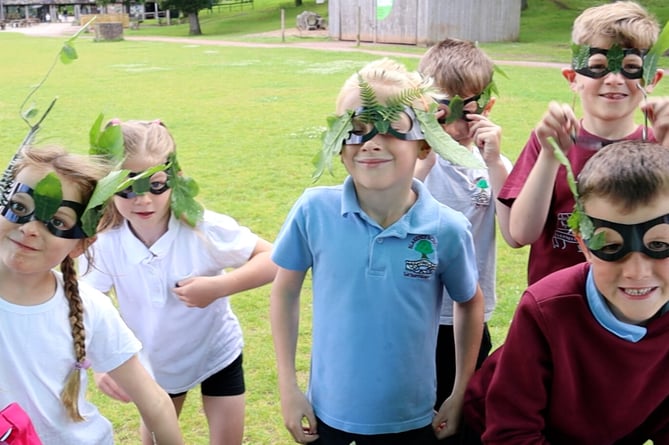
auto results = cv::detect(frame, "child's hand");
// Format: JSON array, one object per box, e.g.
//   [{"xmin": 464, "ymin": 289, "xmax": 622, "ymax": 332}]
[
  {"xmin": 535, "ymin": 101, "xmax": 578, "ymax": 155},
  {"xmin": 469, "ymin": 114, "xmax": 502, "ymax": 165},
  {"xmin": 432, "ymin": 393, "xmax": 463, "ymax": 439},
  {"xmin": 279, "ymin": 385, "xmax": 319, "ymax": 443},
  {"xmin": 414, "ymin": 150, "xmax": 437, "ymax": 181},
  {"xmin": 172, "ymin": 276, "xmax": 221, "ymax": 308},
  {"xmin": 643, "ymin": 97, "xmax": 669, "ymax": 147},
  {"xmin": 94, "ymin": 371, "xmax": 132, "ymax": 403}
]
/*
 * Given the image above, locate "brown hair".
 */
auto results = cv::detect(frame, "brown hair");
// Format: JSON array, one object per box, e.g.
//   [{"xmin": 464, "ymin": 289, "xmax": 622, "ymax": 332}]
[
  {"xmin": 98, "ymin": 119, "xmax": 176, "ymax": 231},
  {"xmin": 577, "ymin": 141, "xmax": 669, "ymax": 213},
  {"xmin": 571, "ymin": 1, "xmax": 659, "ymax": 49},
  {"xmin": 419, "ymin": 38, "xmax": 494, "ymax": 98},
  {"xmin": 14, "ymin": 145, "xmax": 111, "ymax": 422}
]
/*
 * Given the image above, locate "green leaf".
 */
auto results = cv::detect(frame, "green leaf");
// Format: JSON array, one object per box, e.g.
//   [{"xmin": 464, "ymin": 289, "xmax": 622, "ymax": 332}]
[
  {"xmin": 89, "ymin": 114, "xmax": 125, "ymax": 162},
  {"xmin": 22, "ymin": 105, "xmax": 38, "ymax": 121},
  {"xmin": 59, "ymin": 42, "xmax": 78, "ymax": 64},
  {"xmin": 606, "ymin": 44, "xmax": 624, "ymax": 73},
  {"xmin": 81, "ymin": 169, "xmax": 129, "ymax": 236},
  {"xmin": 548, "ymin": 139, "xmax": 578, "ymax": 198},
  {"xmin": 312, "ymin": 111, "xmax": 354, "ymax": 181},
  {"xmin": 414, "ymin": 106, "xmax": 484, "ymax": 169},
  {"xmin": 443, "ymin": 96, "xmax": 465, "ymax": 124},
  {"xmin": 571, "ymin": 43, "xmax": 591, "ymax": 70},
  {"xmin": 643, "ymin": 22, "xmax": 669, "ymax": 86},
  {"xmin": 33, "ymin": 173, "xmax": 63, "ymax": 222},
  {"xmin": 171, "ymin": 176, "xmax": 203, "ymax": 227}
]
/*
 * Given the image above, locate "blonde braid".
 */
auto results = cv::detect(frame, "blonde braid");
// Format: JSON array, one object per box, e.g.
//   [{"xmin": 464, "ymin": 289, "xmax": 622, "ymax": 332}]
[{"xmin": 59, "ymin": 255, "xmax": 89, "ymax": 422}]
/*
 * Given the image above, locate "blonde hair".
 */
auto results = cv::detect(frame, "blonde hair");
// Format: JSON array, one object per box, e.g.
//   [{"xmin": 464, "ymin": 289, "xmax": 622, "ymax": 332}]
[
  {"xmin": 335, "ymin": 58, "xmax": 435, "ymax": 115},
  {"xmin": 572, "ymin": 1, "xmax": 659, "ymax": 49},
  {"xmin": 419, "ymin": 38, "xmax": 494, "ymax": 98},
  {"xmin": 13, "ymin": 145, "xmax": 111, "ymax": 422},
  {"xmin": 98, "ymin": 119, "xmax": 176, "ymax": 231}
]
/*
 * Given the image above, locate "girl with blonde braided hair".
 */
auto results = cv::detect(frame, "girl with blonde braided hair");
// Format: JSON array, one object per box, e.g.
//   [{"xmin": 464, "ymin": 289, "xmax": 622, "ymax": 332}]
[{"xmin": 0, "ymin": 145, "xmax": 184, "ymax": 444}]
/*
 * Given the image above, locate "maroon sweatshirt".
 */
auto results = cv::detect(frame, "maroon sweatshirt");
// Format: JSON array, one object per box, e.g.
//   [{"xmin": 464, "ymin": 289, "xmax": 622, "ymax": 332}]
[{"xmin": 465, "ymin": 263, "xmax": 669, "ymax": 445}]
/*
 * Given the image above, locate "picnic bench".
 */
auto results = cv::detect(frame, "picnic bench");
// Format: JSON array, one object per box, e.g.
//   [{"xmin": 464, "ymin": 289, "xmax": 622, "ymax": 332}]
[{"xmin": 212, "ymin": 0, "xmax": 253, "ymax": 12}]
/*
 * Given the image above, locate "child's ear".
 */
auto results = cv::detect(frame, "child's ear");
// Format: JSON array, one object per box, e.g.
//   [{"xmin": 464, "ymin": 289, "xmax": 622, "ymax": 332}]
[
  {"xmin": 643, "ymin": 69, "xmax": 664, "ymax": 93},
  {"xmin": 562, "ymin": 68, "xmax": 580, "ymax": 92},
  {"xmin": 69, "ymin": 236, "xmax": 97, "ymax": 259},
  {"xmin": 482, "ymin": 97, "xmax": 496, "ymax": 116},
  {"xmin": 418, "ymin": 141, "xmax": 432, "ymax": 160},
  {"xmin": 574, "ymin": 233, "xmax": 594, "ymax": 263}
]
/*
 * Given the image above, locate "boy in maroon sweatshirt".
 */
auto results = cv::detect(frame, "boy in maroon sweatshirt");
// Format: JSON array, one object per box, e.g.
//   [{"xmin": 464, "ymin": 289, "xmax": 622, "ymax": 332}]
[{"xmin": 464, "ymin": 140, "xmax": 669, "ymax": 444}]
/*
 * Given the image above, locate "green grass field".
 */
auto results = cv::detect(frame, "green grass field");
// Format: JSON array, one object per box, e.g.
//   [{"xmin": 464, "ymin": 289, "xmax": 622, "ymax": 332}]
[{"xmin": 1, "ymin": 0, "xmax": 668, "ymax": 443}]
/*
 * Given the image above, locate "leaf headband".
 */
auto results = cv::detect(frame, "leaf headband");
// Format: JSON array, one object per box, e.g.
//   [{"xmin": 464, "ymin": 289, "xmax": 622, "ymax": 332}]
[
  {"xmin": 313, "ymin": 74, "xmax": 485, "ymax": 181},
  {"xmin": 84, "ymin": 114, "xmax": 204, "ymax": 234}
]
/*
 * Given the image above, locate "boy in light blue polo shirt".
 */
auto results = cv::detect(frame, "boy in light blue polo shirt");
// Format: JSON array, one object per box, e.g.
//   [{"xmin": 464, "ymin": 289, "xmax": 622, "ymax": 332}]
[{"xmin": 270, "ymin": 58, "xmax": 485, "ymax": 445}]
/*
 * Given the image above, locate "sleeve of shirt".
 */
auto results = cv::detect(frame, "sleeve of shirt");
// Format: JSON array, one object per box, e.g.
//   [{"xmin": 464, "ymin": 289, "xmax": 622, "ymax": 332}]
[
  {"xmin": 81, "ymin": 281, "xmax": 142, "ymax": 374},
  {"xmin": 439, "ymin": 210, "xmax": 479, "ymax": 302},
  {"xmin": 78, "ymin": 238, "xmax": 114, "ymax": 294},
  {"xmin": 497, "ymin": 131, "xmax": 541, "ymax": 208},
  {"xmin": 272, "ymin": 192, "xmax": 313, "ymax": 272},
  {"xmin": 482, "ymin": 292, "xmax": 552, "ymax": 445},
  {"xmin": 200, "ymin": 210, "xmax": 259, "ymax": 269}
]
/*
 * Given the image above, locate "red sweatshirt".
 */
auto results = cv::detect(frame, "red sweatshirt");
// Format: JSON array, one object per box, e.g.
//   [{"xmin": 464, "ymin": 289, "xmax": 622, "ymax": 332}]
[{"xmin": 465, "ymin": 263, "xmax": 669, "ymax": 445}]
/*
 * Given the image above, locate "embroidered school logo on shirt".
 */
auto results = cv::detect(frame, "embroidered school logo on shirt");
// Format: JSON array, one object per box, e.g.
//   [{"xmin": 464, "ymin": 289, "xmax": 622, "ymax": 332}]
[
  {"xmin": 472, "ymin": 177, "xmax": 491, "ymax": 207},
  {"xmin": 404, "ymin": 235, "xmax": 437, "ymax": 278}
]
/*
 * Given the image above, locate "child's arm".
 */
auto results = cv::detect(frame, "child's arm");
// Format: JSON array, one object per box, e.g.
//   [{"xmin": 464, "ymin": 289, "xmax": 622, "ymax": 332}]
[
  {"xmin": 509, "ymin": 101, "xmax": 578, "ymax": 246},
  {"xmin": 270, "ymin": 267, "xmax": 319, "ymax": 444},
  {"xmin": 433, "ymin": 285, "xmax": 484, "ymax": 439},
  {"xmin": 469, "ymin": 114, "xmax": 520, "ymax": 248},
  {"xmin": 173, "ymin": 238, "xmax": 277, "ymax": 308},
  {"xmin": 108, "ymin": 355, "xmax": 184, "ymax": 445}
]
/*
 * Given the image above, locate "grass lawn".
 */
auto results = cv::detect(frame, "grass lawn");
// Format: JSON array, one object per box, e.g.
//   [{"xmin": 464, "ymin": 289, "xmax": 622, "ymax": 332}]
[{"xmin": 0, "ymin": 0, "xmax": 668, "ymax": 443}]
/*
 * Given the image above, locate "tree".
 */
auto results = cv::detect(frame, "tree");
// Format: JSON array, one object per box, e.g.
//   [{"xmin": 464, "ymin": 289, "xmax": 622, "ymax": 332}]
[
  {"xmin": 295, "ymin": 0, "xmax": 302, "ymax": 5},
  {"xmin": 521, "ymin": 0, "xmax": 528, "ymax": 10},
  {"xmin": 162, "ymin": 0, "xmax": 212, "ymax": 35}
]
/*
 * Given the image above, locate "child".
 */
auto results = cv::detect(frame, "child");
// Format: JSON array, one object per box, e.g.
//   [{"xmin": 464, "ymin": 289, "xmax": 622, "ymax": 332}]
[
  {"xmin": 464, "ymin": 140, "xmax": 669, "ymax": 443},
  {"xmin": 415, "ymin": 38, "xmax": 516, "ymax": 422},
  {"xmin": 270, "ymin": 58, "xmax": 484, "ymax": 445},
  {"xmin": 498, "ymin": 1, "xmax": 669, "ymax": 285},
  {"xmin": 0, "ymin": 145, "xmax": 183, "ymax": 444},
  {"xmin": 80, "ymin": 120, "xmax": 277, "ymax": 445}
]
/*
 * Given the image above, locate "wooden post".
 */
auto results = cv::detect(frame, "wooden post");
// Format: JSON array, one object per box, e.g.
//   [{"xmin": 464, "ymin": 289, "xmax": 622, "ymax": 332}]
[
  {"xmin": 356, "ymin": 5, "xmax": 360, "ymax": 47},
  {"xmin": 281, "ymin": 8, "xmax": 285, "ymax": 42}
]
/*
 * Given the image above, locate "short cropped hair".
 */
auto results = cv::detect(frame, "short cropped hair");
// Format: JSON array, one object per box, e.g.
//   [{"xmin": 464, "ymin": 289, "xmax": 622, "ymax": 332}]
[
  {"xmin": 418, "ymin": 38, "xmax": 494, "ymax": 98},
  {"xmin": 571, "ymin": 1, "xmax": 659, "ymax": 49},
  {"xmin": 335, "ymin": 58, "xmax": 434, "ymax": 114},
  {"xmin": 577, "ymin": 141, "xmax": 669, "ymax": 212}
]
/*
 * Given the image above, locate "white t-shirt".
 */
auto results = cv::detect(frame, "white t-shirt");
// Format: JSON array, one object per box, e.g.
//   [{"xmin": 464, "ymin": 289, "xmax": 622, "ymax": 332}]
[
  {"xmin": 81, "ymin": 211, "xmax": 257, "ymax": 393},
  {"xmin": 0, "ymin": 271, "xmax": 141, "ymax": 444}
]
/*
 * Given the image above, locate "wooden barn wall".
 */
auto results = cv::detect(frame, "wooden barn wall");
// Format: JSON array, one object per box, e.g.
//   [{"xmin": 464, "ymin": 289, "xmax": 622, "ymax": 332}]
[{"xmin": 329, "ymin": 0, "xmax": 521, "ymax": 45}]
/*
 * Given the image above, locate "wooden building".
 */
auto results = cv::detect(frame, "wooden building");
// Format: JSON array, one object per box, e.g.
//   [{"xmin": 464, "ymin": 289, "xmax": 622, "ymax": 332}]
[{"xmin": 328, "ymin": 0, "xmax": 522, "ymax": 45}]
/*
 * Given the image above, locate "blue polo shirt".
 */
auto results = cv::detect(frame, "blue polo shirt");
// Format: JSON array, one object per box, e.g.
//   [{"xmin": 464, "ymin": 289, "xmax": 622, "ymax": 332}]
[{"xmin": 272, "ymin": 177, "xmax": 478, "ymax": 435}]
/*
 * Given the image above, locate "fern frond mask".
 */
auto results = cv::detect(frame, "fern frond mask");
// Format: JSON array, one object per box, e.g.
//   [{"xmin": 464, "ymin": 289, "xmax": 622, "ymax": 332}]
[{"xmin": 313, "ymin": 76, "xmax": 485, "ymax": 180}]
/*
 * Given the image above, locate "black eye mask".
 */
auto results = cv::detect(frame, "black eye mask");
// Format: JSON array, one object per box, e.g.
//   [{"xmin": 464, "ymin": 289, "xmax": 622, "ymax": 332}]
[
  {"xmin": 0, "ymin": 182, "xmax": 85, "ymax": 239},
  {"xmin": 573, "ymin": 45, "xmax": 646, "ymax": 80},
  {"xmin": 586, "ymin": 214, "xmax": 669, "ymax": 262}
]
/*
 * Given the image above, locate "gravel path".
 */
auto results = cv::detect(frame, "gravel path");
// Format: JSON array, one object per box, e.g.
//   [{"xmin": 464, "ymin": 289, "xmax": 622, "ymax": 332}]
[{"xmin": 5, "ymin": 22, "xmax": 566, "ymax": 69}]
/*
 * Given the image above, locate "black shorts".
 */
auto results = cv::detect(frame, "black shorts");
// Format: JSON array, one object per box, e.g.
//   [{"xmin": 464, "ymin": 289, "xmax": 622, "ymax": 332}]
[
  {"xmin": 313, "ymin": 417, "xmax": 438, "ymax": 445},
  {"xmin": 168, "ymin": 352, "xmax": 245, "ymax": 398}
]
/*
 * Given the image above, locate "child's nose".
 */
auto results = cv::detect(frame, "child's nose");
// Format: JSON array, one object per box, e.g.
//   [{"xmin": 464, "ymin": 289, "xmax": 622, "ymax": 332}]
[
  {"xmin": 621, "ymin": 252, "xmax": 653, "ymax": 280},
  {"xmin": 19, "ymin": 219, "xmax": 44, "ymax": 236}
]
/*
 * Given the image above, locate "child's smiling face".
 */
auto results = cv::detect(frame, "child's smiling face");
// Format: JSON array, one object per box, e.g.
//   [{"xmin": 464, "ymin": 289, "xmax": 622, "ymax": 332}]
[{"xmin": 580, "ymin": 191, "xmax": 669, "ymax": 325}]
